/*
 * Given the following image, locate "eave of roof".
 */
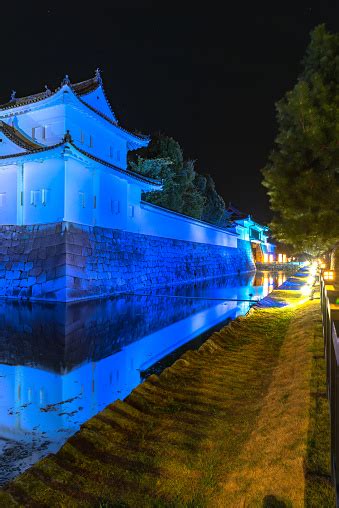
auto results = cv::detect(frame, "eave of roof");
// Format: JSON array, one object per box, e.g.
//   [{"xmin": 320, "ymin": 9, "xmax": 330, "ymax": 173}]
[
  {"xmin": 0, "ymin": 91, "xmax": 49, "ymax": 111},
  {"xmin": 0, "ymin": 141, "xmax": 64, "ymax": 160},
  {"xmin": 69, "ymin": 141, "xmax": 161, "ymax": 188},
  {"xmin": 0, "ymin": 137, "xmax": 161, "ymax": 188},
  {"xmin": 72, "ymin": 77, "xmax": 100, "ymax": 96},
  {"xmin": 0, "ymin": 121, "xmax": 43, "ymax": 151}
]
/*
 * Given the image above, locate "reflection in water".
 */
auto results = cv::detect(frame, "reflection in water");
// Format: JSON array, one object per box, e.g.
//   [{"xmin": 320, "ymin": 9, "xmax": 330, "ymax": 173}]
[{"xmin": 0, "ymin": 270, "xmax": 286, "ymax": 484}]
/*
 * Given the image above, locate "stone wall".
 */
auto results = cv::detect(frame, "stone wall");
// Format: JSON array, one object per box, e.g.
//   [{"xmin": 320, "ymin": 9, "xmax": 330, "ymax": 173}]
[
  {"xmin": 0, "ymin": 223, "xmax": 67, "ymax": 301},
  {"xmin": 0, "ymin": 222, "xmax": 255, "ymax": 302}
]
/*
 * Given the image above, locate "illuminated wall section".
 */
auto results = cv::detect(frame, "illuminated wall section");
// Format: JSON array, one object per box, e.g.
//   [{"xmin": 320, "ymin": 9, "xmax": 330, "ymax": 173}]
[
  {"xmin": 23, "ymin": 159, "xmax": 65, "ymax": 225},
  {"xmin": 0, "ymin": 164, "xmax": 17, "ymax": 224},
  {"xmin": 95, "ymin": 171, "xmax": 128, "ymax": 230},
  {"xmin": 64, "ymin": 158, "xmax": 94, "ymax": 226}
]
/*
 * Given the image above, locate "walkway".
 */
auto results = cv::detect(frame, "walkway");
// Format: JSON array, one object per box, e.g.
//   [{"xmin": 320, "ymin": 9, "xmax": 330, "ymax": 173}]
[{"xmin": 0, "ymin": 270, "xmax": 334, "ymax": 507}]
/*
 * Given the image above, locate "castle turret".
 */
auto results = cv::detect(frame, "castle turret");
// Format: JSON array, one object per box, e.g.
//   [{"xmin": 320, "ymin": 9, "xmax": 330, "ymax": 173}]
[{"xmin": 0, "ymin": 71, "xmax": 161, "ymax": 228}]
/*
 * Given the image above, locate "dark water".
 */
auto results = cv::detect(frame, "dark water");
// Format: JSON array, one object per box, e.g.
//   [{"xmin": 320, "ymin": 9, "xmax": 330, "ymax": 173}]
[{"xmin": 0, "ymin": 270, "xmax": 286, "ymax": 484}]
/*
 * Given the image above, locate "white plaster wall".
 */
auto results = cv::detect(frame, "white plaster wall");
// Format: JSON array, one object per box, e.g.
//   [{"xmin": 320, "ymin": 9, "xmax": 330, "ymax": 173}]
[
  {"xmin": 126, "ymin": 184, "xmax": 142, "ymax": 232},
  {"xmin": 23, "ymin": 159, "xmax": 65, "ymax": 224},
  {"xmin": 0, "ymin": 136, "xmax": 25, "ymax": 156},
  {"xmin": 65, "ymin": 104, "xmax": 127, "ymax": 169},
  {"xmin": 64, "ymin": 158, "xmax": 94, "ymax": 226},
  {"xmin": 0, "ymin": 164, "xmax": 17, "ymax": 224},
  {"xmin": 236, "ymin": 225, "xmax": 249, "ymax": 241},
  {"xmin": 7, "ymin": 104, "xmax": 66, "ymax": 146},
  {"xmin": 96, "ymin": 171, "xmax": 128, "ymax": 229},
  {"xmin": 135, "ymin": 202, "xmax": 238, "ymax": 248},
  {"xmin": 0, "ymin": 154, "xmax": 248, "ymax": 250}
]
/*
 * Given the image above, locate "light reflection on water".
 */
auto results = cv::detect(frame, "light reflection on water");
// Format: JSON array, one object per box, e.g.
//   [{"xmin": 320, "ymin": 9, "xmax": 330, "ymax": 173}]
[{"xmin": 0, "ymin": 270, "xmax": 286, "ymax": 484}]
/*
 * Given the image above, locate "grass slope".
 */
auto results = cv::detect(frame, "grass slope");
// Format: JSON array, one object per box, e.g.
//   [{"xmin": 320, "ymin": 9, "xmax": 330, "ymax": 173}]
[{"xmin": 0, "ymin": 285, "xmax": 334, "ymax": 507}]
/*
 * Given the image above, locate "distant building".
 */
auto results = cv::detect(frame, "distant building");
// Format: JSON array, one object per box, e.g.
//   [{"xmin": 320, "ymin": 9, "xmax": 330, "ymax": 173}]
[{"xmin": 225, "ymin": 203, "xmax": 275, "ymax": 262}]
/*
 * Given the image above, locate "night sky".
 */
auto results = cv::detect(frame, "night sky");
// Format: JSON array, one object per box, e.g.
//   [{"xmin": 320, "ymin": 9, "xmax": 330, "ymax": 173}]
[{"xmin": 1, "ymin": 3, "xmax": 338, "ymax": 223}]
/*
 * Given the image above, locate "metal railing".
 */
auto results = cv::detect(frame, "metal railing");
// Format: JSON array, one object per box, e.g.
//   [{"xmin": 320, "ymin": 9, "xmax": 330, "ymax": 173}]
[{"xmin": 320, "ymin": 273, "xmax": 339, "ymax": 504}]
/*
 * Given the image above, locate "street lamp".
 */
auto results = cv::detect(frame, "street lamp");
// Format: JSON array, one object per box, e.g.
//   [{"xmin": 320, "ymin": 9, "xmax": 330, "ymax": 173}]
[{"xmin": 323, "ymin": 270, "xmax": 335, "ymax": 282}]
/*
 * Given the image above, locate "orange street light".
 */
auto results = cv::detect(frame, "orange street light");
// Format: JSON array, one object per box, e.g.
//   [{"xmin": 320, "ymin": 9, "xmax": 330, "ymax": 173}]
[{"xmin": 323, "ymin": 270, "xmax": 335, "ymax": 282}]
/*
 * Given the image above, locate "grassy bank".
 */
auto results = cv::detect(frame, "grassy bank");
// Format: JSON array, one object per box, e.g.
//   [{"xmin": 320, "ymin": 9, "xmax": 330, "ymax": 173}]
[
  {"xmin": 304, "ymin": 314, "xmax": 334, "ymax": 506},
  {"xmin": 0, "ymin": 278, "xmax": 334, "ymax": 506}
]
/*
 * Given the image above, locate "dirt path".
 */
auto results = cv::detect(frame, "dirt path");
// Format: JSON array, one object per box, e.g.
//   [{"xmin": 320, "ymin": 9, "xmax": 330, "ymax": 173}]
[{"xmin": 211, "ymin": 302, "xmax": 316, "ymax": 507}]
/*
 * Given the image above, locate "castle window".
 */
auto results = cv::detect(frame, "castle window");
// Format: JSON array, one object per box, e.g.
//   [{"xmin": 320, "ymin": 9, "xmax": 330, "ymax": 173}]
[
  {"xmin": 109, "ymin": 146, "xmax": 114, "ymax": 158},
  {"xmin": 128, "ymin": 205, "xmax": 134, "ymax": 218},
  {"xmin": 0, "ymin": 192, "xmax": 6, "ymax": 208},
  {"xmin": 116, "ymin": 150, "xmax": 121, "ymax": 161},
  {"xmin": 30, "ymin": 190, "xmax": 41, "ymax": 207},
  {"xmin": 32, "ymin": 126, "xmax": 45, "ymax": 141},
  {"xmin": 79, "ymin": 191, "xmax": 86, "ymax": 208},
  {"xmin": 41, "ymin": 188, "xmax": 49, "ymax": 206},
  {"xmin": 111, "ymin": 199, "xmax": 120, "ymax": 215},
  {"xmin": 80, "ymin": 131, "xmax": 85, "ymax": 144},
  {"xmin": 89, "ymin": 135, "xmax": 93, "ymax": 148}
]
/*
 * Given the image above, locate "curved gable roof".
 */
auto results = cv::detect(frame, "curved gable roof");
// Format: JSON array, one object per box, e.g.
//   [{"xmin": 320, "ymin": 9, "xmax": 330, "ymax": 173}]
[
  {"xmin": 0, "ymin": 72, "xmax": 148, "ymax": 147},
  {"xmin": 72, "ymin": 74, "xmax": 117, "ymax": 123}
]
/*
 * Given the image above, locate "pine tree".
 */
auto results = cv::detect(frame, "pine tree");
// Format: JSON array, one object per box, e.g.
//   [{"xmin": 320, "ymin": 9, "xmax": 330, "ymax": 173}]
[
  {"xmin": 262, "ymin": 25, "xmax": 339, "ymax": 258},
  {"xmin": 129, "ymin": 134, "xmax": 206, "ymax": 217},
  {"xmin": 199, "ymin": 174, "xmax": 226, "ymax": 225}
]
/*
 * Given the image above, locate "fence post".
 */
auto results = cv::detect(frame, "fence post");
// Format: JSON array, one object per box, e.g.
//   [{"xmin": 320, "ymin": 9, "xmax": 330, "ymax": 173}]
[
  {"xmin": 320, "ymin": 273, "xmax": 339, "ymax": 504},
  {"xmin": 333, "ymin": 322, "xmax": 339, "ymax": 501}
]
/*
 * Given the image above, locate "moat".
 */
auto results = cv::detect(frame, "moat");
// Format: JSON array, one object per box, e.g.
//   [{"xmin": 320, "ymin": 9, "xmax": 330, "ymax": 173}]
[{"xmin": 0, "ymin": 270, "xmax": 287, "ymax": 485}]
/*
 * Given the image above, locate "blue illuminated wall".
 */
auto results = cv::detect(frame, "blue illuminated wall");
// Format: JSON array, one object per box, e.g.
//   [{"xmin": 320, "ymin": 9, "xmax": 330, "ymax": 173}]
[{"xmin": 0, "ymin": 221, "xmax": 255, "ymax": 302}]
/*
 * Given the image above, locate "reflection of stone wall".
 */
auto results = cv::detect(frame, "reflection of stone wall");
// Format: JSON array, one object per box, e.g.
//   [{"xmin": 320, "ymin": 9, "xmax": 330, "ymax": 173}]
[
  {"xmin": 256, "ymin": 263, "xmax": 299, "ymax": 272},
  {"xmin": 0, "ymin": 222, "xmax": 255, "ymax": 301},
  {"xmin": 0, "ymin": 270, "xmax": 252, "ymax": 373},
  {"xmin": 0, "ymin": 296, "xmax": 213, "ymax": 372}
]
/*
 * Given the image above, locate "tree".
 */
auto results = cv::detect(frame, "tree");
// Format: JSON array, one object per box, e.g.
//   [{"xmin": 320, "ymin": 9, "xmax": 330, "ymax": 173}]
[
  {"xmin": 129, "ymin": 133, "xmax": 229, "ymax": 223},
  {"xmin": 262, "ymin": 25, "xmax": 339, "ymax": 260},
  {"xmin": 197, "ymin": 174, "xmax": 226, "ymax": 225},
  {"xmin": 129, "ymin": 133, "xmax": 205, "ymax": 218},
  {"xmin": 180, "ymin": 160, "xmax": 206, "ymax": 219}
]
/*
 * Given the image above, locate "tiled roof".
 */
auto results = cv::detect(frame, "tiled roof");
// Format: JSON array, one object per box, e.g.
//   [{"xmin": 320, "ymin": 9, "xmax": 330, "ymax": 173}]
[
  {"xmin": 0, "ymin": 76, "xmax": 100, "ymax": 112},
  {"xmin": 72, "ymin": 77, "xmax": 100, "ymax": 96},
  {"xmin": 0, "ymin": 141, "xmax": 64, "ymax": 160},
  {"xmin": 225, "ymin": 203, "xmax": 248, "ymax": 221},
  {"xmin": 0, "ymin": 73, "xmax": 149, "ymax": 144},
  {"xmin": 0, "ymin": 90, "xmax": 50, "ymax": 111},
  {"xmin": 0, "ymin": 121, "xmax": 43, "ymax": 151}
]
